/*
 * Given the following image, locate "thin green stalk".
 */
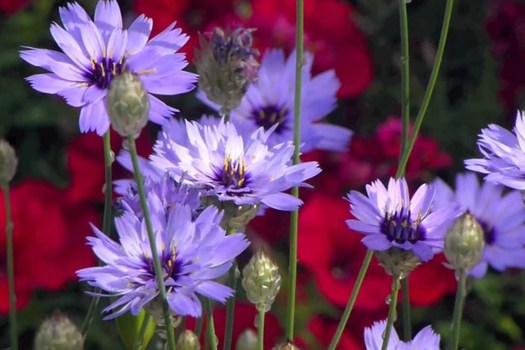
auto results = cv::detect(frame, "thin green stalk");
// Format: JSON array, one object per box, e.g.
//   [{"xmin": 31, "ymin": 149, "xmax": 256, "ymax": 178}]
[
  {"xmin": 205, "ymin": 299, "xmax": 218, "ymax": 350},
  {"xmin": 257, "ymin": 308, "xmax": 265, "ymax": 350},
  {"xmin": 396, "ymin": 0, "xmax": 455, "ymax": 177},
  {"xmin": 401, "ymin": 277, "xmax": 411, "ymax": 341},
  {"xmin": 399, "ymin": 0, "xmax": 410, "ymax": 157},
  {"xmin": 2, "ymin": 184, "xmax": 18, "ymax": 350},
  {"xmin": 82, "ymin": 131, "xmax": 113, "ymax": 336},
  {"xmin": 327, "ymin": 251, "xmax": 373, "ymax": 350},
  {"xmin": 381, "ymin": 276, "xmax": 401, "ymax": 350},
  {"xmin": 196, "ymin": 316, "xmax": 203, "ymax": 338},
  {"xmin": 223, "ymin": 110, "xmax": 231, "ymax": 123},
  {"xmin": 128, "ymin": 136, "xmax": 176, "ymax": 350},
  {"xmin": 286, "ymin": 0, "xmax": 304, "ymax": 341},
  {"xmin": 448, "ymin": 271, "xmax": 467, "ymax": 350},
  {"xmin": 133, "ymin": 313, "xmax": 153, "ymax": 350},
  {"xmin": 222, "ymin": 262, "xmax": 237, "ymax": 350}
]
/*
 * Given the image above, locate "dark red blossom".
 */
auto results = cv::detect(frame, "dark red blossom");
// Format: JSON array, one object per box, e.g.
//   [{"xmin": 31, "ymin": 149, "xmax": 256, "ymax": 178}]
[{"xmin": 0, "ymin": 0, "xmax": 30, "ymax": 14}]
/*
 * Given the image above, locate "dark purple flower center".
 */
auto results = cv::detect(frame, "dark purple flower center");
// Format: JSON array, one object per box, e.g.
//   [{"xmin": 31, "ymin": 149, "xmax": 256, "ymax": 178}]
[
  {"xmin": 380, "ymin": 209, "xmax": 426, "ymax": 244},
  {"xmin": 85, "ymin": 57, "xmax": 125, "ymax": 89},
  {"xmin": 478, "ymin": 219, "xmax": 495, "ymax": 245},
  {"xmin": 220, "ymin": 156, "xmax": 248, "ymax": 189},
  {"xmin": 141, "ymin": 250, "xmax": 185, "ymax": 285},
  {"xmin": 251, "ymin": 104, "xmax": 289, "ymax": 133}
]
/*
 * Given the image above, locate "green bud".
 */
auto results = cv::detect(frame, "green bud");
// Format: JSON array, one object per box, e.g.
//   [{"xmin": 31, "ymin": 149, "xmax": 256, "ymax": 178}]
[
  {"xmin": 375, "ymin": 248, "xmax": 421, "ymax": 279},
  {"xmin": 272, "ymin": 342, "xmax": 300, "ymax": 350},
  {"xmin": 235, "ymin": 329, "xmax": 257, "ymax": 350},
  {"xmin": 242, "ymin": 251, "xmax": 281, "ymax": 312},
  {"xmin": 106, "ymin": 70, "xmax": 150, "ymax": 137},
  {"xmin": 201, "ymin": 196, "xmax": 259, "ymax": 232},
  {"xmin": 177, "ymin": 330, "xmax": 201, "ymax": 350},
  {"xmin": 34, "ymin": 311, "xmax": 83, "ymax": 350},
  {"xmin": 0, "ymin": 139, "xmax": 17, "ymax": 184},
  {"xmin": 444, "ymin": 212, "xmax": 485, "ymax": 272},
  {"xmin": 116, "ymin": 310, "xmax": 156, "ymax": 350}
]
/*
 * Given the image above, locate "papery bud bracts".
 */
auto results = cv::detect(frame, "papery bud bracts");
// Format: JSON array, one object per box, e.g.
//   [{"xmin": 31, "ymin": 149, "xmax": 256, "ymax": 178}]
[
  {"xmin": 444, "ymin": 212, "xmax": 485, "ymax": 272},
  {"xmin": 0, "ymin": 139, "xmax": 17, "ymax": 184},
  {"xmin": 242, "ymin": 251, "xmax": 281, "ymax": 312},
  {"xmin": 272, "ymin": 342, "xmax": 301, "ymax": 350},
  {"xmin": 375, "ymin": 248, "xmax": 421, "ymax": 279},
  {"xmin": 34, "ymin": 311, "xmax": 83, "ymax": 350},
  {"xmin": 177, "ymin": 330, "xmax": 201, "ymax": 350},
  {"xmin": 235, "ymin": 329, "xmax": 258, "ymax": 350}
]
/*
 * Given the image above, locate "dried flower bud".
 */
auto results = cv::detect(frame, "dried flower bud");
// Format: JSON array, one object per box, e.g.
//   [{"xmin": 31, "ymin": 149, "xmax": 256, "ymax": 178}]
[
  {"xmin": 272, "ymin": 342, "xmax": 300, "ymax": 350},
  {"xmin": 242, "ymin": 251, "xmax": 281, "ymax": 312},
  {"xmin": 375, "ymin": 248, "xmax": 421, "ymax": 279},
  {"xmin": 106, "ymin": 70, "xmax": 150, "ymax": 137},
  {"xmin": 235, "ymin": 329, "xmax": 257, "ymax": 350},
  {"xmin": 177, "ymin": 330, "xmax": 201, "ymax": 350},
  {"xmin": 34, "ymin": 311, "xmax": 83, "ymax": 350},
  {"xmin": 0, "ymin": 139, "xmax": 17, "ymax": 184},
  {"xmin": 201, "ymin": 196, "xmax": 259, "ymax": 231},
  {"xmin": 195, "ymin": 27, "xmax": 259, "ymax": 113},
  {"xmin": 444, "ymin": 212, "xmax": 485, "ymax": 272}
]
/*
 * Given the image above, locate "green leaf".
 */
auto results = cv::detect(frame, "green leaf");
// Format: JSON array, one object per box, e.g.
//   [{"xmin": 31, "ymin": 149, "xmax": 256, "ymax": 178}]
[{"xmin": 116, "ymin": 310, "xmax": 156, "ymax": 350}]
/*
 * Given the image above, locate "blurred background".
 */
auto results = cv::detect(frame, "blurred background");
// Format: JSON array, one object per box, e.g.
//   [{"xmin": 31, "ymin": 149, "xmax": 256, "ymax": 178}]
[{"xmin": 1, "ymin": 0, "xmax": 525, "ymax": 348}]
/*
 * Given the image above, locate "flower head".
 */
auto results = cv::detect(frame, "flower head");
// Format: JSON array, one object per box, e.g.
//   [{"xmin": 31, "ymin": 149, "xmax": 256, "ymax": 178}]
[
  {"xmin": 77, "ymin": 191, "xmax": 249, "ymax": 319},
  {"xmin": 21, "ymin": 0, "xmax": 197, "ymax": 135},
  {"xmin": 433, "ymin": 173, "xmax": 525, "ymax": 277},
  {"xmin": 364, "ymin": 319, "xmax": 440, "ymax": 350},
  {"xmin": 150, "ymin": 118, "xmax": 321, "ymax": 211},
  {"xmin": 465, "ymin": 110, "xmax": 525, "ymax": 190},
  {"xmin": 346, "ymin": 177, "xmax": 458, "ymax": 261}
]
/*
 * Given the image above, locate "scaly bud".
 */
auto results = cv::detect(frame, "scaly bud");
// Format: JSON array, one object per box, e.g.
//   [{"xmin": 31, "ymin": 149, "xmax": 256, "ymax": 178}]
[
  {"xmin": 177, "ymin": 330, "xmax": 201, "ymax": 350},
  {"xmin": 242, "ymin": 251, "xmax": 281, "ymax": 312},
  {"xmin": 375, "ymin": 248, "xmax": 421, "ymax": 279},
  {"xmin": 201, "ymin": 196, "xmax": 259, "ymax": 232},
  {"xmin": 34, "ymin": 311, "xmax": 83, "ymax": 350},
  {"xmin": 272, "ymin": 342, "xmax": 300, "ymax": 350},
  {"xmin": 444, "ymin": 212, "xmax": 485, "ymax": 272},
  {"xmin": 235, "ymin": 329, "xmax": 257, "ymax": 350},
  {"xmin": 195, "ymin": 27, "xmax": 259, "ymax": 113},
  {"xmin": 0, "ymin": 139, "xmax": 17, "ymax": 184},
  {"xmin": 106, "ymin": 70, "xmax": 150, "ymax": 137}
]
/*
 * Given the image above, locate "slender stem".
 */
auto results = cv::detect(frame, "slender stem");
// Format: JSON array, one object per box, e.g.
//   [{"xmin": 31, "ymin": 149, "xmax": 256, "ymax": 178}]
[
  {"xmin": 396, "ymin": 0, "xmax": 455, "ymax": 177},
  {"xmin": 133, "ymin": 313, "xmax": 153, "ymax": 350},
  {"xmin": 2, "ymin": 184, "xmax": 18, "ymax": 350},
  {"xmin": 223, "ymin": 262, "xmax": 237, "ymax": 350},
  {"xmin": 223, "ymin": 110, "xmax": 231, "ymax": 123},
  {"xmin": 381, "ymin": 276, "xmax": 401, "ymax": 350},
  {"xmin": 448, "ymin": 270, "xmax": 467, "ymax": 350},
  {"xmin": 286, "ymin": 0, "xmax": 304, "ymax": 341},
  {"xmin": 205, "ymin": 299, "xmax": 218, "ymax": 350},
  {"xmin": 82, "ymin": 131, "xmax": 113, "ymax": 336},
  {"xmin": 399, "ymin": 0, "xmax": 410, "ymax": 157},
  {"xmin": 195, "ymin": 316, "xmax": 203, "ymax": 338},
  {"xmin": 257, "ymin": 308, "xmax": 265, "ymax": 350},
  {"xmin": 327, "ymin": 251, "xmax": 373, "ymax": 350},
  {"xmin": 128, "ymin": 136, "xmax": 176, "ymax": 350},
  {"xmin": 401, "ymin": 277, "xmax": 411, "ymax": 341}
]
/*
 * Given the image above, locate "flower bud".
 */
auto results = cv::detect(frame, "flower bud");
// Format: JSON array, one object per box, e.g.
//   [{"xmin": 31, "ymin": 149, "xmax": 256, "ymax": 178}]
[
  {"xmin": 177, "ymin": 330, "xmax": 201, "ymax": 350},
  {"xmin": 444, "ymin": 212, "xmax": 485, "ymax": 272},
  {"xmin": 106, "ymin": 70, "xmax": 150, "ymax": 137},
  {"xmin": 235, "ymin": 329, "xmax": 257, "ymax": 350},
  {"xmin": 272, "ymin": 342, "xmax": 300, "ymax": 350},
  {"xmin": 242, "ymin": 251, "xmax": 281, "ymax": 312},
  {"xmin": 375, "ymin": 247, "xmax": 421, "ymax": 279},
  {"xmin": 201, "ymin": 196, "xmax": 259, "ymax": 232},
  {"xmin": 195, "ymin": 27, "xmax": 259, "ymax": 113},
  {"xmin": 34, "ymin": 311, "xmax": 83, "ymax": 350},
  {"xmin": 0, "ymin": 139, "xmax": 17, "ymax": 184}
]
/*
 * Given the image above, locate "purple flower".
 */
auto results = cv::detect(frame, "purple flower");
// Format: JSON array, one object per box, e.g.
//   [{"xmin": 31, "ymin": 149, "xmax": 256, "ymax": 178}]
[
  {"xmin": 77, "ymin": 192, "xmax": 249, "ymax": 319},
  {"xmin": 150, "ymin": 118, "xmax": 321, "ymax": 211},
  {"xmin": 200, "ymin": 49, "xmax": 352, "ymax": 152},
  {"xmin": 346, "ymin": 177, "xmax": 458, "ymax": 261},
  {"xmin": 364, "ymin": 319, "xmax": 441, "ymax": 350},
  {"xmin": 433, "ymin": 173, "xmax": 525, "ymax": 278},
  {"xmin": 465, "ymin": 110, "xmax": 525, "ymax": 190},
  {"xmin": 20, "ymin": 0, "xmax": 197, "ymax": 135}
]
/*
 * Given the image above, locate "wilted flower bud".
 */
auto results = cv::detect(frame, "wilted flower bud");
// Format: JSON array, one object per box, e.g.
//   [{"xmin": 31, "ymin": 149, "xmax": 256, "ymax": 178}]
[
  {"xmin": 0, "ymin": 139, "xmax": 17, "ymax": 184},
  {"xmin": 235, "ymin": 329, "xmax": 257, "ymax": 350},
  {"xmin": 242, "ymin": 251, "xmax": 281, "ymax": 312},
  {"xmin": 444, "ymin": 212, "xmax": 485, "ymax": 272},
  {"xmin": 195, "ymin": 27, "xmax": 259, "ymax": 113},
  {"xmin": 375, "ymin": 247, "xmax": 421, "ymax": 279},
  {"xmin": 106, "ymin": 70, "xmax": 150, "ymax": 137},
  {"xmin": 177, "ymin": 330, "xmax": 201, "ymax": 350},
  {"xmin": 272, "ymin": 342, "xmax": 300, "ymax": 350},
  {"xmin": 34, "ymin": 311, "xmax": 83, "ymax": 350}
]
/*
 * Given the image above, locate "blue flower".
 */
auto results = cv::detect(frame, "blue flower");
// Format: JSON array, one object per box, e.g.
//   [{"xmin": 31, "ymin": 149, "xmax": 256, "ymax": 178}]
[
  {"xmin": 364, "ymin": 319, "xmax": 441, "ymax": 350},
  {"xmin": 346, "ymin": 177, "xmax": 458, "ymax": 261},
  {"xmin": 433, "ymin": 172, "xmax": 525, "ymax": 278},
  {"xmin": 20, "ymin": 0, "xmax": 197, "ymax": 135},
  {"xmin": 465, "ymin": 110, "xmax": 525, "ymax": 190},
  {"xmin": 150, "ymin": 118, "xmax": 321, "ymax": 211}
]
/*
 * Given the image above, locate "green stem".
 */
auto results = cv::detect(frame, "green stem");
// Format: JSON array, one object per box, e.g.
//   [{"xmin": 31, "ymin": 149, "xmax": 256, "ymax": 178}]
[
  {"xmin": 286, "ymin": 0, "xmax": 304, "ymax": 341},
  {"xmin": 205, "ymin": 299, "xmax": 218, "ymax": 350},
  {"xmin": 448, "ymin": 271, "xmax": 467, "ymax": 350},
  {"xmin": 2, "ymin": 184, "xmax": 18, "ymax": 350},
  {"xmin": 401, "ymin": 277, "xmax": 411, "ymax": 341},
  {"xmin": 222, "ymin": 262, "xmax": 237, "ymax": 350},
  {"xmin": 133, "ymin": 313, "xmax": 153, "ymax": 350},
  {"xmin": 223, "ymin": 110, "xmax": 231, "ymax": 123},
  {"xmin": 398, "ymin": 0, "xmax": 410, "ymax": 163},
  {"xmin": 381, "ymin": 276, "xmax": 401, "ymax": 350},
  {"xmin": 81, "ymin": 131, "xmax": 113, "ymax": 336},
  {"xmin": 195, "ymin": 316, "xmax": 203, "ymax": 339},
  {"xmin": 396, "ymin": 0, "xmax": 455, "ymax": 177},
  {"xmin": 128, "ymin": 136, "xmax": 176, "ymax": 350},
  {"xmin": 327, "ymin": 251, "xmax": 373, "ymax": 350},
  {"xmin": 257, "ymin": 308, "xmax": 265, "ymax": 350}
]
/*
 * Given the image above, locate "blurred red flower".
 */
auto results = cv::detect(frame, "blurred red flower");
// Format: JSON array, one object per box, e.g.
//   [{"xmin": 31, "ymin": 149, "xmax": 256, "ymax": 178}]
[
  {"xmin": 0, "ymin": 0, "xmax": 30, "ymax": 14},
  {"xmin": 296, "ymin": 315, "xmax": 362, "ymax": 350}
]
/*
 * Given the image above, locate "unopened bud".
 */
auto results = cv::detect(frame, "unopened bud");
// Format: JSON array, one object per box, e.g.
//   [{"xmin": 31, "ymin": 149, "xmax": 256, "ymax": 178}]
[
  {"xmin": 444, "ymin": 212, "xmax": 485, "ymax": 272},
  {"xmin": 195, "ymin": 27, "xmax": 259, "ymax": 113},
  {"xmin": 375, "ymin": 248, "xmax": 421, "ymax": 279},
  {"xmin": 0, "ymin": 139, "xmax": 17, "ymax": 184},
  {"xmin": 177, "ymin": 330, "xmax": 200, "ymax": 350},
  {"xmin": 272, "ymin": 342, "xmax": 300, "ymax": 350},
  {"xmin": 34, "ymin": 311, "xmax": 83, "ymax": 350},
  {"xmin": 106, "ymin": 70, "xmax": 150, "ymax": 137},
  {"xmin": 201, "ymin": 197, "xmax": 259, "ymax": 232},
  {"xmin": 235, "ymin": 329, "xmax": 257, "ymax": 350},
  {"xmin": 242, "ymin": 251, "xmax": 281, "ymax": 312}
]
